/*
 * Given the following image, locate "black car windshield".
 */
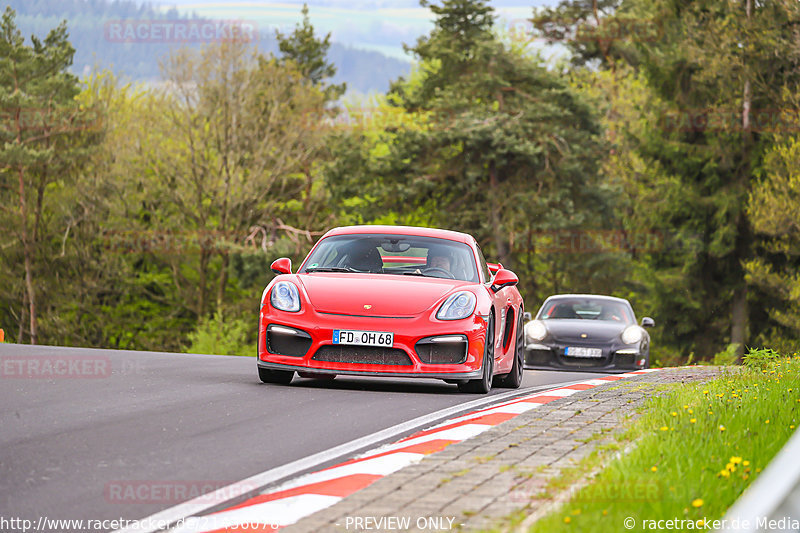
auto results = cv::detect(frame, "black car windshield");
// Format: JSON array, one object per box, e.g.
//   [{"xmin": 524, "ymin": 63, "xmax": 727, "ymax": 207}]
[
  {"xmin": 538, "ymin": 298, "xmax": 634, "ymax": 325},
  {"xmin": 300, "ymin": 234, "xmax": 479, "ymax": 282}
]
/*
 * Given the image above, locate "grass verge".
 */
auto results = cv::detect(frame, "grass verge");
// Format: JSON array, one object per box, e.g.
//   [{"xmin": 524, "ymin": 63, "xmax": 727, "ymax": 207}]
[{"xmin": 528, "ymin": 349, "xmax": 800, "ymax": 532}]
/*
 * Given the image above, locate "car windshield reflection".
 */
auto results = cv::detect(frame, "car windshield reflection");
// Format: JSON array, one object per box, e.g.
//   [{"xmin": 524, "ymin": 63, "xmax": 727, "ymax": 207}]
[
  {"xmin": 301, "ymin": 234, "xmax": 479, "ymax": 282},
  {"xmin": 539, "ymin": 298, "xmax": 634, "ymax": 325}
]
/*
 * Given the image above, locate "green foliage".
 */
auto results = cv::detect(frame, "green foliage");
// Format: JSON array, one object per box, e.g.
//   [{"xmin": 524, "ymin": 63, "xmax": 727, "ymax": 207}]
[
  {"xmin": 276, "ymin": 4, "xmax": 345, "ymax": 98},
  {"xmin": 0, "ymin": 7, "xmax": 103, "ymax": 343},
  {"xmin": 712, "ymin": 344, "xmax": 741, "ymax": 367},
  {"xmin": 185, "ymin": 311, "xmax": 254, "ymax": 357},
  {"xmin": 742, "ymin": 347, "xmax": 782, "ymax": 371}
]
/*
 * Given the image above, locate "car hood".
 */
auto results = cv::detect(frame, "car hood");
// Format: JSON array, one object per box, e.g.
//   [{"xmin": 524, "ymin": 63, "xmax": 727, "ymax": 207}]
[
  {"xmin": 542, "ymin": 320, "xmax": 628, "ymax": 343},
  {"xmin": 297, "ymin": 273, "xmax": 470, "ymax": 316}
]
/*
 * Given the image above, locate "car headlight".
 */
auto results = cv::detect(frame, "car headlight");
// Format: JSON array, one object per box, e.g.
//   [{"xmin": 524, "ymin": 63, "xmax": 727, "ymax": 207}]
[
  {"xmin": 621, "ymin": 325, "xmax": 643, "ymax": 344},
  {"xmin": 436, "ymin": 291, "xmax": 476, "ymax": 320},
  {"xmin": 525, "ymin": 320, "xmax": 547, "ymax": 342},
  {"xmin": 270, "ymin": 281, "xmax": 301, "ymax": 312}
]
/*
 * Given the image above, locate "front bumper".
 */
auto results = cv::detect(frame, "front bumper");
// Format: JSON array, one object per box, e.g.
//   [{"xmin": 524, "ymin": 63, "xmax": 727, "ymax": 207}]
[
  {"xmin": 523, "ymin": 342, "xmax": 647, "ymax": 373},
  {"xmin": 258, "ymin": 305, "xmax": 488, "ymax": 379}
]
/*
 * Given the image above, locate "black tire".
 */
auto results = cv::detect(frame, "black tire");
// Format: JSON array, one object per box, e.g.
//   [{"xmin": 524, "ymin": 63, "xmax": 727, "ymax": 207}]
[
  {"xmin": 496, "ymin": 313, "xmax": 524, "ymax": 389},
  {"xmin": 459, "ymin": 315, "xmax": 494, "ymax": 394},
  {"xmin": 258, "ymin": 366, "xmax": 294, "ymax": 384}
]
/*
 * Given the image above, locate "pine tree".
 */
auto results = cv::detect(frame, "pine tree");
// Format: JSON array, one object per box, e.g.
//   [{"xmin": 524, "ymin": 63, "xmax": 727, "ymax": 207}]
[
  {"xmin": 0, "ymin": 7, "xmax": 102, "ymax": 343},
  {"xmin": 275, "ymin": 4, "xmax": 345, "ymax": 99}
]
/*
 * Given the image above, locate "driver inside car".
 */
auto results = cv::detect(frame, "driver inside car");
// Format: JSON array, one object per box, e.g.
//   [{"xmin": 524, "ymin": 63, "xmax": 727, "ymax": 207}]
[{"xmin": 426, "ymin": 249, "xmax": 452, "ymax": 274}]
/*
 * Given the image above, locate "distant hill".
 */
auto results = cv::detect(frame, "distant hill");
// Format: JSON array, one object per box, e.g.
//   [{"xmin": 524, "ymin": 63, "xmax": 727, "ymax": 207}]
[{"xmin": 5, "ymin": 0, "xmax": 412, "ymax": 94}]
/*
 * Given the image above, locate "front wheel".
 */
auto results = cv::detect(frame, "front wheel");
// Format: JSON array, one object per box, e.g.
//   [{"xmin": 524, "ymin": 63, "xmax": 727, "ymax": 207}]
[
  {"xmin": 459, "ymin": 315, "xmax": 494, "ymax": 394},
  {"xmin": 258, "ymin": 366, "xmax": 294, "ymax": 384},
  {"xmin": 496, "ymin": 313, "xmax": 524, "ymax": 389}
]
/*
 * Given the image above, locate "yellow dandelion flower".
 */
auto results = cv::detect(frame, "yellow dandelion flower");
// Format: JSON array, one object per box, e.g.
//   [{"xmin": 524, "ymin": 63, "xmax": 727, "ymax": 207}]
[
  {"xmin": 602, "ymin": 510, "xmax": 608, "ymax": 516},
  {"xmin": 766, "ymin": 420, "xmax": 770, "ymax": 424},
  {"xmin": 688, "ymin": 409, "xmax": 694, "ymax": 414},
  {"xmin": 564, "ymin": 516, "xmax": 572, "ymax": 524},
  {"xmin": 651, "ymin": 466, "xmax": 658, "ymax": 472},
  {"xmin": 718, "ymin": 470, "xmax": 730, "ymax": 478},
  {"xmin": 690, "ymin": 418, "xmax": 697, "ymax": 424},
  {"xmin": 791, "ymin": 425, "xmax": 796, "ymax": 429},
  {"xmin": 703, "ymin": 390, "xmax": 709, "ymax": 395},
  {"xmin": 719, "ymin": 425, "xmax": 726, "ymax": 432},
  {"xmin": 671, "ymin": 411, "xmax": 678, "ymax": 417},
  {"xmin": 692, "ymin": 499, "xmax": 704, "ymax": 508},
  {"xmin": 730, "ymin": 457, "xmax": 742, "ymax": 464},
  {"xmin": 726, "ymin": 463, "xmax": 736, "ymax": 472},
  {"xmin": 743, "ymin": 460, "xmax": 750, "ymax": 466},
  {"xmin": 660, "ymin": 426, "xmax": 669, "ymax": 431}
]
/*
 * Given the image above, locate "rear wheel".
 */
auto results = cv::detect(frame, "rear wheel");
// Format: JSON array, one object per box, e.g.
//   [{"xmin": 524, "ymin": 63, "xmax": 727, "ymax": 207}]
[
  {"xmin": 496, "ymin": 313, "xmax": 524, "ymax": 389},
  {"xmin": 459, "ymin": 315, "xmax": 494, "ymax": 394},
  {"xmin": 258, "ymin": 366, "xmax": 294, "ymax": 384}
]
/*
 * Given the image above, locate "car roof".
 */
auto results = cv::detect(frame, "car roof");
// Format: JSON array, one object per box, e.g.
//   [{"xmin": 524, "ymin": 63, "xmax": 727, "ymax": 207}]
[
  {"xmin": 323, "ymin": 225, "xmax": 475, "ymax": 244},
  {"xmin": 543, "ymin": 294, "xmax": 632, "ymax": 304}
]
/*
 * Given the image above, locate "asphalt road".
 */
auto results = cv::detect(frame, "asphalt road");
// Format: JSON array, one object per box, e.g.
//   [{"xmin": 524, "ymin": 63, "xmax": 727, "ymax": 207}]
[{"xmin": 0, "ymin": 344, "xmax": 605, "ymax": 525}]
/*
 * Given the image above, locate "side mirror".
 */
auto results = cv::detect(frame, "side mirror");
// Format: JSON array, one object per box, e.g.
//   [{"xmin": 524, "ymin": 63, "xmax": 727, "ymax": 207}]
[
  {"xmin": 491, "ymin": 269, "xmax": 518, "ymax": 292},
  {"xmin": 270, "ymin": 257, "xmax": 292, "ymax": 275},
  {"xmin": 641, "ymin": 317, "xmax": 655, "ymax": 328},
  {"xmin": 487, "ymin": 262, "xmax": 504, "ymax": 275},
  {"xmin": 523, "ymin": 312, "xmax": 532, "ymax": 322}
]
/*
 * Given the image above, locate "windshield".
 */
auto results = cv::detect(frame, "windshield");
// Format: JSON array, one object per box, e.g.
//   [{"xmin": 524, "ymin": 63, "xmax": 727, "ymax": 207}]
[
  {"xmin": 538, "ymin": 298, "xmax": 634, "ymax": 325},
  {"xmin": 300, "ymin": 234, "xmax": 479, "ymax": 282}
]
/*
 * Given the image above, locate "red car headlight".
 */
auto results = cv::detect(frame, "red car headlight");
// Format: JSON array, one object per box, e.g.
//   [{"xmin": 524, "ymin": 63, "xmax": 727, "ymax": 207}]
[{"xmin": 436, "ymin": 291, "xmax": 476, "ymax": 320}]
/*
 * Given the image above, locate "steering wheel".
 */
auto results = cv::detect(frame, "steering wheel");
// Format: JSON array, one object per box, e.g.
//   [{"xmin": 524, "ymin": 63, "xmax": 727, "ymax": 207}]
[{"xmin": 422, "ymin": 267, "xmax": 455, "ymax": 279}]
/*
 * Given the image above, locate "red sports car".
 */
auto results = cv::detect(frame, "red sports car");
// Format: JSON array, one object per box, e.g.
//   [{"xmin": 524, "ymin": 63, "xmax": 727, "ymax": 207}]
[{"xmin": 257, "ymin": 225, "xmax": 525, "ymax": 393}]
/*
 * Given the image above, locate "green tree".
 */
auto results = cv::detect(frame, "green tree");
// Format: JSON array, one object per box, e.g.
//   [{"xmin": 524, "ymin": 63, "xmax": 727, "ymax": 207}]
[
  {"xmin": 329, "ymin": 0, "xmax": 606, "ymax": 305},
  {"xmin": 276, "ymin": 3, "xmax": 345, "ymax": 98},
  {"xmin": 536, "ymin": 0, "xmax": 800, "ymax": 358},
  {"xmin": 745, "ymin": 127, "xmax": 800, "ymax": 353},
  {"xmin": 0, "ymin": 7, "xmax": 101, "ymax": 343}
]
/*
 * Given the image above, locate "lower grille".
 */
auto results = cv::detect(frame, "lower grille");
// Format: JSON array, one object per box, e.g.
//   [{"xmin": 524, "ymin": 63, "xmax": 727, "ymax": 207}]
[
  {"xmin": 614, "ymin": 353, "xmax": 635, "ymax": 366},
  {"xmin": 415, "ymin": 336, "xmax": 468, "ymax": 364},
  {"xmin": 525, "ymin": 349, "xmax": 553, "ymax": 366},
  {"xmin": 267, "ymin": 325, "xmax": 312, "ymax": 357},
  {"xmin": 312, "ymin": 345, "xmax": 413, "ymax": 366}
]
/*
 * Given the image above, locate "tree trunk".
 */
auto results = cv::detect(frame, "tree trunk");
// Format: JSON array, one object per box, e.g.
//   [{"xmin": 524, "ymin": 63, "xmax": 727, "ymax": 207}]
[
  {"xmin": 731, "ymin": 285, "xmax": 748, "ymax": 358},
  {"xmin": 733, "ymin": 0, "xmax": 753, "ymax": 362},
  {"xmin": 488, "ymin": 161, "xmax": 510, "ymax": 268},
  {"xmin": 18, "ymin": 167, "xmax": 37, "ymax": 345}
]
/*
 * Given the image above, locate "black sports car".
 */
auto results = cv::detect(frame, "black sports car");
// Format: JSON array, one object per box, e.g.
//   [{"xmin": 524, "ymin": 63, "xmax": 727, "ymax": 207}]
[{"xmin": 523, "ymin": 294, "xmax": 655, "ymax": 372}]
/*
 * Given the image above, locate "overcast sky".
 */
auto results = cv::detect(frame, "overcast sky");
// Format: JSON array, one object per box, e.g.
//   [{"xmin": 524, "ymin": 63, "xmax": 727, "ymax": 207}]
[{"xmin": 139, "ymin": 0, "xmax": 560, "ymax": 60}]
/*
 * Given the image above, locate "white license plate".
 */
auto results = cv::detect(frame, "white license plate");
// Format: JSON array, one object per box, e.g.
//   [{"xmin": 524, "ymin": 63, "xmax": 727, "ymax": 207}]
[
  {"xmin": 564, "ymin": 346, "xmax": 603, "ymax": 358},
  {"xmin": 333, "ymin": 329, "xmax": 394, "ymax": 347}
]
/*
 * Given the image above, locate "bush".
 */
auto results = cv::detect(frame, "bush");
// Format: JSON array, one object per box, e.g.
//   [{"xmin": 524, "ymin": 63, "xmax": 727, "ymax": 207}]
[{"xmin": 185, "ymin": 311, "xmax": 254, "ymax": 357}]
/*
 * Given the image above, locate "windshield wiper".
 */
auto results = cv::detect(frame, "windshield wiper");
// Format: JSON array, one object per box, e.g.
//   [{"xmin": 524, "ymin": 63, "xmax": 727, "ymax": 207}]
[{"xmin": 305, "ymin": 266, "xmax": 361, "ymax": 273}]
